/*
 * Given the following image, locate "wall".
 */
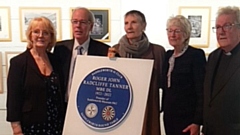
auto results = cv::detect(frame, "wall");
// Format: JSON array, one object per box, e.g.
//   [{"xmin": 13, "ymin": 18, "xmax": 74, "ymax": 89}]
[
  {"xmin": 0, "ymin": 0, "xmax": 240, "ymax": 134},
  {"xmin": 167, "ymin": 0, "xmax": 240, "ymax": 52}
]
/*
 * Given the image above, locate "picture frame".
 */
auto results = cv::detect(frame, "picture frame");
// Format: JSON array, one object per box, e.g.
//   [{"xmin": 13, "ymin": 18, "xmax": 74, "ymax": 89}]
[
  {"xmin": 89, "ymin": 8, "xmax": 110, "ymax": 42},
  {"xmin": 179, "ymin": 6, "xmax": 211, "ymax": 48},
  {"xmin": 5, "ymin": 51, "xmax": 22, "ymax": 74},
  {"xmin": 70, "ymin": 8, "xmax": 111, "ymax": 42},
  {"xmin": 0, "ymin": 7, "xmax": 11, "ymax": 41},
  {"xmin": 19, "ymin": 7, "xmax": 62, "ymax": 42},
  {"xmin": 0, "ymin": 52, "xmax": 3, "ymax": 93}
]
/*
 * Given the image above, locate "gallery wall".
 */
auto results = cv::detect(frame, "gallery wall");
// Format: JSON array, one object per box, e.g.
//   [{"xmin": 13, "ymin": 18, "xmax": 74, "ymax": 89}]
[
  {"xmin": 0, "ymin": 0, "xmax": 240, "ymax": 134},
  {"xmin": 0, "ymin": 2, "xmax": 168, "ymax": 134}
]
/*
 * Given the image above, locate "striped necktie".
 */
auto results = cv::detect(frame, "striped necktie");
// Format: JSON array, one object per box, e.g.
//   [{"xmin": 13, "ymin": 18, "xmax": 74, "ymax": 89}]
[
  {"xmin": 68, "ymin": 45, "xmax": 84, "ymax": 98},
  {"xmin": 76, "ymin": 46, "xmax": 83, "ymax": 55}
]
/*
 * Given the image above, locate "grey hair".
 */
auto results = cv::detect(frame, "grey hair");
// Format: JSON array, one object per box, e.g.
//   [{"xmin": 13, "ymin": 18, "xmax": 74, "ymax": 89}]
[
  {"xmin": 217, "ymin": 6, "xmax": 240, "ymax": 24},
  {"xmin": 125, "ymin": 10, "xmax": 147, "ymax": 31},
  {"xmin": 166, "ymin": 15, "xmax": 192, "ymax": 45},
  {"xmin": 72, "ymin": 7, "xmax": 95, "ymax": 23}
]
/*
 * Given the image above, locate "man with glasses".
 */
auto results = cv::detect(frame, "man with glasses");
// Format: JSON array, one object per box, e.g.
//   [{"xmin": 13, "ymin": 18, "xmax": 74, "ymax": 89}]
[
  {"xmin": 53, "ymin": 7, "xmax": 110, "ymax": 105},
  {"xmin": 202, "ymin": 6, "xmax": 240, "ymax": 135}
]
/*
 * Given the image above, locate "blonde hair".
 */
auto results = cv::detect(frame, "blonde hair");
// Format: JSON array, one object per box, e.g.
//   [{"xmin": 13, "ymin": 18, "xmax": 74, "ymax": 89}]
[
  {"xmin": 26, "ymin": 16, "xmax": 56, "ymax": 52},
  {"xmin": 167, "ymin": 15, "xmax": 192, "ymax": 45}
]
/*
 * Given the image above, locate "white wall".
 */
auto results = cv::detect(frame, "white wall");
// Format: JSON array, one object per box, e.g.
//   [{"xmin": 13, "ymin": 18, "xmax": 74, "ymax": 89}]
[
  {"xmin": 1, "ymin": 0, "xmax": 240, "ymax": 134},
  {"xmin": 167, "ymin": 0, "xmax": 240, "ymax": 52}
]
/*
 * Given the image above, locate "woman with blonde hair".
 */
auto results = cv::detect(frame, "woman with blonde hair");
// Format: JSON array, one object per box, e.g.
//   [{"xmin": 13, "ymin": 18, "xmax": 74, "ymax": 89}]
[{"xmin": 7, "ymin": 16, "xmax": 64, "ymax": 135}]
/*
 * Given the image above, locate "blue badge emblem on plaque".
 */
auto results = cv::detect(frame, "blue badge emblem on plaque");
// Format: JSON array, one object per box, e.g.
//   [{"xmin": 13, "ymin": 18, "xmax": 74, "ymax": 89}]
[{"xmin": 76, "ymin": 67, "xmax": 133, "ymax": 130}]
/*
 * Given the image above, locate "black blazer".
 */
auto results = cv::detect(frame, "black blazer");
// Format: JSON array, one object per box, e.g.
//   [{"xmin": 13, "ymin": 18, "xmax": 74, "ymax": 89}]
[
  {"xmin": 203, "ymin": 43, "xmax": 240, "ymax": 135},
  {"xmin": 6, "ymin": 49, "xmax": 64, "ymax": 126},
  {"xmin": 162, "ymin": 46, "xmax": 206, "ymax": 125},
  {"xmin": 53, "ymin": 38, "xmax": 110, "ymax": 92}
]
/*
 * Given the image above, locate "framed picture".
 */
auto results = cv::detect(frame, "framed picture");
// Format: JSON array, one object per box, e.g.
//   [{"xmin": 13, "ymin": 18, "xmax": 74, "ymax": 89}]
[
  {"xmin": 5, "ymin": 51, "xmax": 22, "ymax": 74},
  {"xmin": 70, "ymin": 8, "xmax": 111, "ymax": 42},
  {"xmin": 19, "ymin": 7, "xmax": 62, "ymax": 42},
  {"xmin": 179, "ymin": 7, "xmax": 211, "ymax": 48},
  {"xmin": 0, "ymin": 7, "xmax": 11, "ymax": 41},
  {"xmin": 90, "ymin": 9, "xmax": 110, "ymax": 42},
  {"xmin": 0, "ymin": 52, "xmax": 3, "ymax": 93}
]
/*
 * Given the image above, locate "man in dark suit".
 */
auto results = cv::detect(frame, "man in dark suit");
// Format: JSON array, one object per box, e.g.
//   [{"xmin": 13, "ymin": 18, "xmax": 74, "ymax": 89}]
[
  {"xmin": 53, "ymin": 7, "xmax": 110, "ymax": 103},
  {"xmin": 202, "ymin": 6, "xmax": 240, "ymax": 135}
]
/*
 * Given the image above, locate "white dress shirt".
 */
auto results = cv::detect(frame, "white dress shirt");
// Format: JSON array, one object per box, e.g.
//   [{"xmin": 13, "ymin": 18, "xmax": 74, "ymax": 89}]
[{"xmin": 66, "ymin": 37, "xmax": 90, "ymax": 101}]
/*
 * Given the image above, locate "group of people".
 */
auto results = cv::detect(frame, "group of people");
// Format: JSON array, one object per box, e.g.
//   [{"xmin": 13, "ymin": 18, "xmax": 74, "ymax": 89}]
[{"xmin": 6, "ymin": 5, "xmax": 240, "ymax": 135}]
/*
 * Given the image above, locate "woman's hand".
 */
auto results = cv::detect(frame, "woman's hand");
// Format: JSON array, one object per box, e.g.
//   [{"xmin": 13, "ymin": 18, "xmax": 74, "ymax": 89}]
[
  {"xmin": 11, "ymin": 122, "xmax": 23, "ymax": 135},
  {"xmin": 108, "ymin": 47, "xmax": 117, "ymax": 58},
  {"xmin": 182, "ymin": 123, "xmax": 200, "ymax": 135}
]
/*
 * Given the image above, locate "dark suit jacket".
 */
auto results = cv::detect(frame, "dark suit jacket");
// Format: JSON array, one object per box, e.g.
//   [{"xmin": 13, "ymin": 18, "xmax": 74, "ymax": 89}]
[
  {"xmin": 203, "ymin": 43, "xmax": 240, "ymax": 135},
  {"xmin": 162, "ymin": 46, "xmax": 206, "ymax": 125},
  {"xmin": 6, "ymin": 49, "xmax": 64, "ymax": 126},
  {"xmin": 53, "ymin": 38, "xmax": 110, "ymax": 94}
]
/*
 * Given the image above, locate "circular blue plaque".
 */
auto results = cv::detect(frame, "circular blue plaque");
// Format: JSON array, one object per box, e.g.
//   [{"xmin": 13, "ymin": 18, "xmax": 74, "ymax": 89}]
[{"xmin": 76, "ymin": 67, "xmax": 132, "ymax": 130}]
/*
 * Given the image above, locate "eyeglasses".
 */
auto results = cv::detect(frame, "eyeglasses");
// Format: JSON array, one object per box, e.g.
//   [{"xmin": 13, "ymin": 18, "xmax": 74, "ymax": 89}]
[
  {"xmin": 166, "ymin": 29, "xmax": 182, "ymax": 34},
  {"xmin": 32, "ymin": 30, "xmax": 50, "ymax": 37},
  {"xmin": 71, "ymin": 20, "xmax": 90, "ymax": 26},
  {"xmin": 212, "ymin": 23, "xmax": 240, "ymax": 33}
]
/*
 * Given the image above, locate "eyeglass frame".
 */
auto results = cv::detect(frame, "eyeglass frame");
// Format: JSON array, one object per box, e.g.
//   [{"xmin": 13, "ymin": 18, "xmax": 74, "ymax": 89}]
[
  {"xmin": 71, "ymin": 19, "xmax": 91, "ymax": 26},
  {"xmin": 31, "ymin": 29, "xmax": 51, "ymax": 37},
  {"xmin": 212, "ymin": 23, "xmax": 240, "ymax": 33},
  {"xmin": 166, "ymin": 29, "xmax": 183, "ymax": 34}
]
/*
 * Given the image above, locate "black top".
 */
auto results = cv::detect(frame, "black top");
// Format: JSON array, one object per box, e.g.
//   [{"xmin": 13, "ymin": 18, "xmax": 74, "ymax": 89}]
[
  {"xmin": 162, "ymin": 46, "xmax": 206, "ymax": 124},
  {"xmin": 7, "ymin": 49, "xmax": 64, "ymax": 126},
  {"xmin": 22, "ymin": 72, "xmax": 63, "ymax": 134}
]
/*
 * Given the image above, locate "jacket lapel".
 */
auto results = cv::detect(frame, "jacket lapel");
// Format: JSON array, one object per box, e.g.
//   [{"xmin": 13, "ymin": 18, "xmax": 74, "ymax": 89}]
[
  {"xmin": 211, "ymin": 44, "xmax": 240, "ymax": 102},
  {"xmin": 88, "ymin": 38, "xmax": 97, "ymax": 55},
  {"xmin": 204, "ymin": 49, "xmax": 221, "ymax": 103},
  {"xmin": 62, "ymin": 40, "xmax": 74, "ymax": 85}
]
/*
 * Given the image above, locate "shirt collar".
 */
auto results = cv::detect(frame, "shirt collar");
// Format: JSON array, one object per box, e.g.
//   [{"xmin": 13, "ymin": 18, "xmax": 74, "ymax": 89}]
[
  {"xmin": 223, "ymin": 42, "xmax": 240, "ymax": 56},
  {"xmin": 74, "ymin": 37, "xmax": 90, "ymax": 54}
]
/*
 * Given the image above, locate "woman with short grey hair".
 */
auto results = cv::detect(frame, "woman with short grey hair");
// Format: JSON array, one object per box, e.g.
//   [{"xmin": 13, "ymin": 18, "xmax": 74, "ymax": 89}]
[{"xmin": 162, "ymin": 15, "xmax": 206, "ymax": 135}]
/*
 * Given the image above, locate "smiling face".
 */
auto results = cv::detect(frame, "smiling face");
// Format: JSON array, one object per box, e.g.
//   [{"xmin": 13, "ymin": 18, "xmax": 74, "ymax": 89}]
[
  {"xmin": 30, "ymin": 24, "xmax": 51, "ymax": 50},
  {"xmin": 167, "ymin": 25, "xmax": 187, "ymax": 48},
  {"xmin": 71, "ymin": 8, "xmax": 93, "ymax": 44},
  {"xmin": 124, "ymin": 14, "xmax": 146, "ymax": 42},
  {"xmin": 26, "ymin": 17, "xmax": 56, "ymax": 51},
  {"xmin": 216, "ymin": 14, "xmax": 240, "ymax": 52}
]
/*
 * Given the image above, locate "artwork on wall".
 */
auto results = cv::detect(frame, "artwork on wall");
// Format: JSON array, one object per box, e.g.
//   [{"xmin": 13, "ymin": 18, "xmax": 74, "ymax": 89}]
[
  {"xmin": 19, "ymin": 7, "xmax": 62, "ymax": 42},
  {"xmin": 70, "ymin": 8, "xmax": 111, "ymax": 42},
  {"xmin": 179, "ymin": 6, "xmax": 211, "ymax": 48},
  {"xmin": 5, "ymin": 51, "xmax": 22, "ymax": 74},
  {"xmin": 89, "ymin": 9, "xmax": 110, "ymax": 42},
  {"xmin": 0, "ymin": 7, "xmax": 11, "ymax": 42},
  {"xmin": 0, "ymin": 52, "xmax": 3, "ymax": 93}
]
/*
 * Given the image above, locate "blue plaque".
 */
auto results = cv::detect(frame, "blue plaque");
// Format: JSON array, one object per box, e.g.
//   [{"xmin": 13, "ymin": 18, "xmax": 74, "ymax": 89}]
[{"xmin": 76, "ymin": 67, "xmax": 133, "ymax": 130}]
